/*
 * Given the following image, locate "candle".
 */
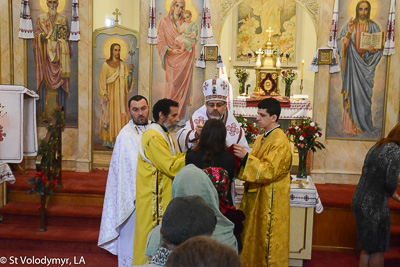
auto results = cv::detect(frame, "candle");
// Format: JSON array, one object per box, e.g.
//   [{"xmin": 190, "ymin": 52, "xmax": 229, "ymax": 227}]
[
  {"xmin": 301, "ymin": 59, "xmax": 304, "ymax": 80},
  {"xmin": 228, "ymin": 57, "xmax": 231, "ymax": 78}
]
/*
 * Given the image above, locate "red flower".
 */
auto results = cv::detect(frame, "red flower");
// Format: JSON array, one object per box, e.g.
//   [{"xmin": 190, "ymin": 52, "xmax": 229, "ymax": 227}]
[
  {"xmin": 42, "ymin": 176, "xmax": 49, "ymax": 184},
  {"xmin": 301, "ymin": 133, "xmax": 307, "ymax": 137}
]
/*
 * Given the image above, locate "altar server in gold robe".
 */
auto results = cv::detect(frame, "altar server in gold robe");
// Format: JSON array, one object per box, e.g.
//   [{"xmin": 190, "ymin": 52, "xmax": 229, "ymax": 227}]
[
  {"xmin": 233, "ymin": 98, "xmax": 292, "ymax": 267},
  {"xmin": 133, "ymin": 98, "xmax": 186, "ymax": 265}
]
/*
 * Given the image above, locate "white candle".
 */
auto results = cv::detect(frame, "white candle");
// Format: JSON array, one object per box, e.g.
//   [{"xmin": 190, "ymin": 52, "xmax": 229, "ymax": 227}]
[{"xmin": 301, "ymin": 59, "xmax": 305, "ymax": 80}]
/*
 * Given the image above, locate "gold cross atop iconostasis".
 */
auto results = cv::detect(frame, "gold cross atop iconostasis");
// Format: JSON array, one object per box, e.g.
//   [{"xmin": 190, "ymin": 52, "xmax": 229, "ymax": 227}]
[{"xmin": 113, "ymin": 8, "xmax": 121, "ymax": 24}]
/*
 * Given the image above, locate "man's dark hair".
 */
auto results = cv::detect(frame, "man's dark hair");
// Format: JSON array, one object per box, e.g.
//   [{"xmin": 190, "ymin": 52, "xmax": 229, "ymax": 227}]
[
  {"xmin": 161, "ymin": 196, "xmax": 217, "ymax": 247},
  {"xmin": 257, "ymin": 98, "xmax": 281, "ymax": 121},
  {"xmin": 128, "ymin": 95, "xmax": 148, "ymax": 109},
  {"xmin": 153, "ymin": 98, "xmax": 178, "ymax": 122}
]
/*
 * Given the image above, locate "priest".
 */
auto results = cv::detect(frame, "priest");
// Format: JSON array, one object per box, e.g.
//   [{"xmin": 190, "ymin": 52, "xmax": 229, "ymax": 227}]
[
  {"xmin": 233, "ymin": 98, "xmax": 292, "ymax": 266},
  {"xmin": 177, "ymin": 78, "xmax": 250, "ymax": 154},
  {"xmin": 133, "ymin": 98, "xmax": 186, "ymax": 265},
  {"xmin": 98, "ymin": 95, "xmax": 150, "ymax": 267}
]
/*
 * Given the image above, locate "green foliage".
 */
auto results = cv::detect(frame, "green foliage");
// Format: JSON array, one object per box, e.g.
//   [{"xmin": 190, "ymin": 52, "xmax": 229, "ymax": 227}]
[
  {"xmin": 27, "ymin": 109, "xmax": 64, "ymax": 196},
  {"xmin": 285, "ymin": 118, "xmax": 325, "ymax": 153},
  {"xmin": 237, "ymin": 114, "xmax": 261, "ymax": 144}
]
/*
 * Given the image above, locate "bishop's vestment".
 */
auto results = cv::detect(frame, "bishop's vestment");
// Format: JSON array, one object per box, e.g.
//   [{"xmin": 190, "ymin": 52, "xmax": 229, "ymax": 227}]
[
  {"xmin": 176, "ymin": 105, "xmax": 250, "ymax": 153},
  {"xmin": 239, "ymin": 128, "xmax": 292, "ymax": 267}
]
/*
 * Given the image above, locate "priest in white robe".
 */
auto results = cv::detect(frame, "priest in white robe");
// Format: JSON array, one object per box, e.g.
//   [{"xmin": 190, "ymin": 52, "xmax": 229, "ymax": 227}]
[
  {"xmin": 177, "ymin": 78, "xmax": 251, "ymax": 154},
  {"xmin": 98, "ymin": 95, "xmax": 150, "ymax": 267}
]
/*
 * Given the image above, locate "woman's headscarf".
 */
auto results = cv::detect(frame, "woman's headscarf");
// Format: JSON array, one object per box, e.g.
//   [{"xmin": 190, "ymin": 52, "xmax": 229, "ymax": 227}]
[{"xmin": 171, "ymin": 164, "xmax": 238, "ymax": 252}]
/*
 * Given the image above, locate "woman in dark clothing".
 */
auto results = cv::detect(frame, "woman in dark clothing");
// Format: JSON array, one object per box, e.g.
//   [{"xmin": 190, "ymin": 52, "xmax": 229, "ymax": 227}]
[
  {"xmin": 185, "ymin": 119, "xmax": 244, "ymax": 251},
  {"xmin": 186, "ymin": 119, "xmax": 235, "ymax": 205},
  {"xmin": 352, "ymin": 123, "xmax": 400, "ymax": 267}
]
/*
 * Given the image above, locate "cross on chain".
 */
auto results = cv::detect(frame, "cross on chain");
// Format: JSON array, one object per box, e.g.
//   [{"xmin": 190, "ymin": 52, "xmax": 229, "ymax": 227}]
[
  {"xmin": 113, "ymin": 8, "xmax": 121, "ymax": 24},
  {"xmin": 266, "ymin": 27, "xmax": 274, "ymax": 41}
]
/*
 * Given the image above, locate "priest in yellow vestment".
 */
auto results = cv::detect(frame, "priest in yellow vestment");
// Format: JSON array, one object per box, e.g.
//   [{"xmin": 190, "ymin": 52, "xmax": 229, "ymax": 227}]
[
  {"xmin": 234, "ymin": 98, "xmax": 292, "ymax": 267},
  {"xmin": 132, "ymin": 99, "xmax": 186, "ymax": 265}
]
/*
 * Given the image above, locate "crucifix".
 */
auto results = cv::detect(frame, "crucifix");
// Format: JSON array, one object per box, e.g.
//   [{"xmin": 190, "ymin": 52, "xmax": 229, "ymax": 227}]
[
  {"xmin": 113, "ymin": 8, "xmax": 121, "ymax": 24},
  {"xmin": 266, "ymin": 27, "xmax": 274, "ymax": 42}
]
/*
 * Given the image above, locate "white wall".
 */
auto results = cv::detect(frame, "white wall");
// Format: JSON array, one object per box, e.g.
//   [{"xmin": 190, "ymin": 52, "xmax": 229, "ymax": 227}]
[{"xmin": 93, "ymin": 0, "xmax": 139, "ymax": 30}]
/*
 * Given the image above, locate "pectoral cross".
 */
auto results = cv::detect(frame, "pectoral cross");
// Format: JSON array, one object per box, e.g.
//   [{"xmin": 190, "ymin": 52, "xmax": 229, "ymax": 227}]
[
  {"xmin": 113, "ymin": 8, "xmax": 121, "ymax": 24},
  {"xmin": 266, "ymin": 27, "xmax": 274, "ymax": 41}
]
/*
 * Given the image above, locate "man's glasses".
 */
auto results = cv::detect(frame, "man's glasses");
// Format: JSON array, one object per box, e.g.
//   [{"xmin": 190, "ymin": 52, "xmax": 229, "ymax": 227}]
[{"xmin": 206, "ymin": 102, "xmax": 226, "ymax": 108}]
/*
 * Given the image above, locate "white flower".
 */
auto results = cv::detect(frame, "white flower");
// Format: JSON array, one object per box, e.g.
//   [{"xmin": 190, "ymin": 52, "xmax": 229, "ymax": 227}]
[
  {"xmin": 310, "ymin": 122, "xmax": 315, "ymax": 127},
  {"xmin": 295, "ymin": 126, "xmax": 299, "ymax": 130},
  {"xmin": 239, "ymin": 123, "xmax": 243, "ymax": 127},
  {"xmin": 299, "ymin": 136, "xmax": 304, "ymax": 141},
  {"xmin": 315, "ymin": 133, "xmax": 319, "ymax": 137}
]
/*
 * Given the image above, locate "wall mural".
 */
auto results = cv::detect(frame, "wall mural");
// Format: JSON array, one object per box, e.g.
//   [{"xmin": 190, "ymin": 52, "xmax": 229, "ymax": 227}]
[
  {"xmin": 327, "ymin": 0, "xmax": 389, "ymax": 140},
  {"xmin": 233, "ymin": 0, "xmax": 300, "ymax": 67},
  {"xmin": 153, "ymin": 0, "xmax": 204, "ymax": 124},
  {"xmin": 93, "ymin": 25, "xmax": 139, "ymax": 151},
  {"xmin": 26, "ymin": 0, "xmax": 78, "ymax": 126}
]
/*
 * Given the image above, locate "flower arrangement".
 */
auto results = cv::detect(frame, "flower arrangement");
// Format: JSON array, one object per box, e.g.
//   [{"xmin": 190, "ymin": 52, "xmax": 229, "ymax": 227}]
[
  {"xmin": 280, "ymin": 69, "xmax": 298, "ymax": 85},
  {"xmin": 235, "ymin": 68, "xmax": 249, "ymax": 95},
  {"xmin": 235, "ymin": 68, "xmax": 249, "ymax": 83},
  {"xmin": 286, "ymin": 118, "xmax": 325, "ymax": 178},
  {"xmin": 281, "ymin": 69, "xmax": 298, "ymax": 97},
  {"xmin": 285, "ymin": 118, "xmax": 325, "ymax": 152},
  {"xmin": 237, "ymin": 114, "xmax": 260, "ymax": 144}
]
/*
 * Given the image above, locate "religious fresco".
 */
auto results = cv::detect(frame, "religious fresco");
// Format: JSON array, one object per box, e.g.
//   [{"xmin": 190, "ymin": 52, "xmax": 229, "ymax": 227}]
[
  {"xmin": 152, "ymin": 0, "xmax": 204, "ymax": 124},
  {"xmin": 233, "ymin": 0, "xmax": 299, "ymax": 67},
  {"xmin": 26, "ymin": 0, "xmax": 78, "ymax": 126},
  {"xmin": 93, "ymin": 25, "xmax": 139, "ymax": 151},
  {"xmin": 327, "ymin": 0, "xmax": 389, "ymax": 140}
]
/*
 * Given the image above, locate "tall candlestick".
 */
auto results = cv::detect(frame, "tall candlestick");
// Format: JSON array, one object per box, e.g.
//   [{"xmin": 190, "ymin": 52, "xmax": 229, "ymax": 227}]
[
  {"xmin": 228, "ymin": 57, "xmax": 231, "ymax": 78},
  {"xmin": 301, "ymin": 59, "xmax": 304, "ymax": 80}
]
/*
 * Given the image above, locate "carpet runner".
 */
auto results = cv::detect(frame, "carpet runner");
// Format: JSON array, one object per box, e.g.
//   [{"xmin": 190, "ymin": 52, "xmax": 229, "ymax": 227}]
[{"xmin": 1, "ymin": 170, "xmax": 399, "ymax": 266}]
